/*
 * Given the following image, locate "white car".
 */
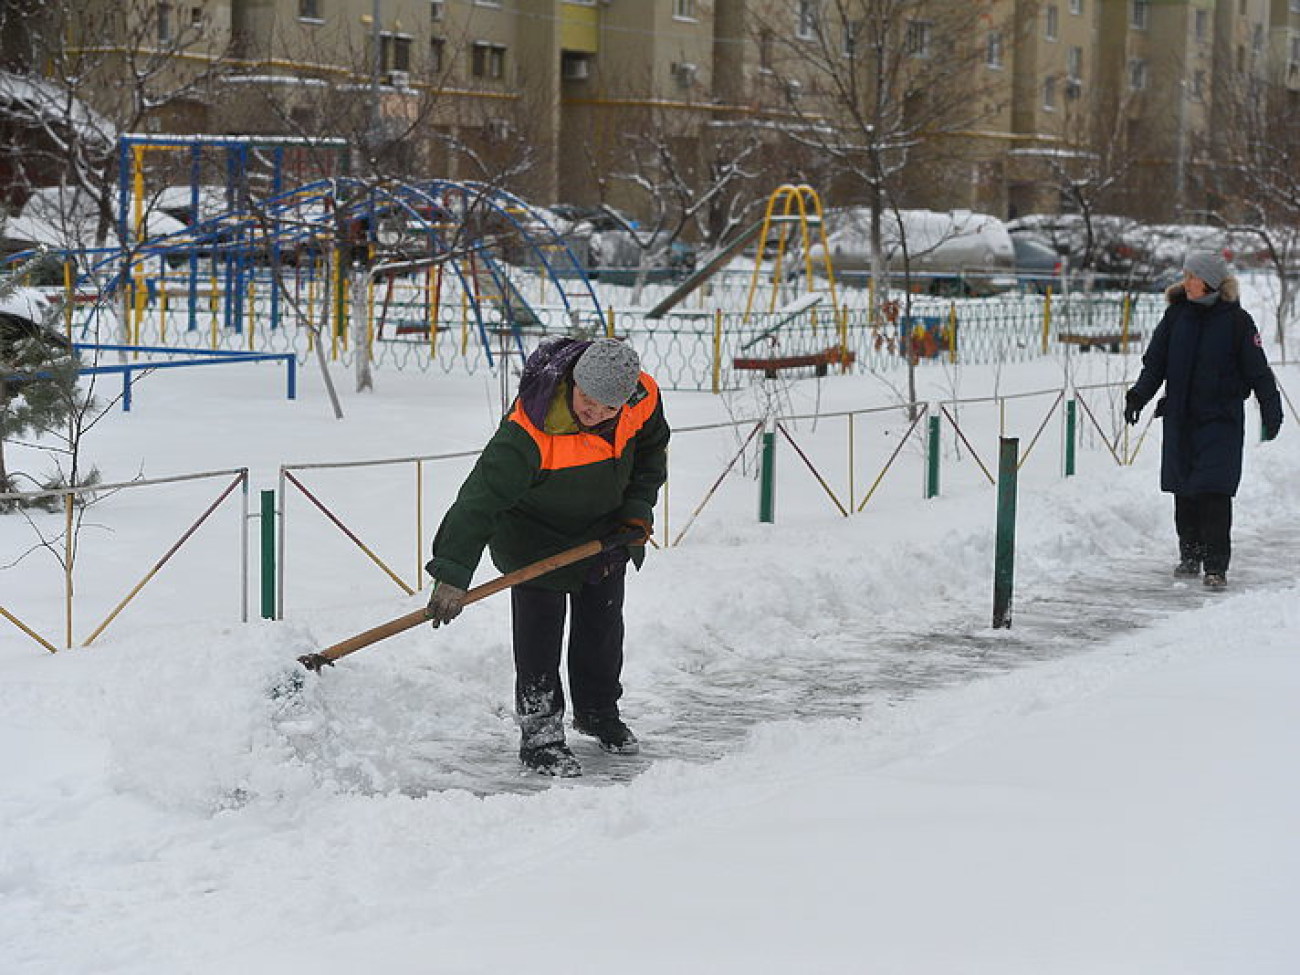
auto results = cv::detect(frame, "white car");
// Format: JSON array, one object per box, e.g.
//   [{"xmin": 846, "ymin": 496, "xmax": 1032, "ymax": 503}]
[
  {"xmin": 9, "ymin": 185, "xmax": 187, "ymax": 253},
  {"xmin": 809, "ymin": 207, "xmax": 1015, "ymax": 275}
]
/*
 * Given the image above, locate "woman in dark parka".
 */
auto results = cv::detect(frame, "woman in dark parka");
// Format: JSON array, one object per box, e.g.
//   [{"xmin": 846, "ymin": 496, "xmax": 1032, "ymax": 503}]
[{"xmin": 1124, "ymin": 250, "xmax": 1283, "ymax": 588}]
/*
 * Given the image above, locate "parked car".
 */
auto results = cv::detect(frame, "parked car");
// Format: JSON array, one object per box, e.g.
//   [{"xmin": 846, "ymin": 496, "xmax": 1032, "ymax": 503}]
[
  {"xmin": 1006, "ymin": 213, "xmax": 1140, "ymax": 279},
  {"xmin": 533, "ymin": 204, "xmax": 696, "ymax": 283},
  {"xmin": 16, "ymin": 185, "xmax": 187, "ymax": 252},
  {"xmin": 1010, "ymin": 232, "xmax": 1064, "ymax": 292},
  {"xmin": 803, "ymin": 207, "xmax": 1017, "ymax": 295},
  {"xmin": 809, "ymin": 207, "xmax": 1016, "ymax": 274},
  {"xmin": 1111, "ymin": 222, "xmax": 1233, "ymax": 289}
]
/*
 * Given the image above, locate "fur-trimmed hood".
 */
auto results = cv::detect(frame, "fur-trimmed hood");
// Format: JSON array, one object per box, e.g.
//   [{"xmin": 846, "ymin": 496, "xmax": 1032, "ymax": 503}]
[{"xmin": 1165, "ymin": 275, "xmax": 1240, "ymax": 304}]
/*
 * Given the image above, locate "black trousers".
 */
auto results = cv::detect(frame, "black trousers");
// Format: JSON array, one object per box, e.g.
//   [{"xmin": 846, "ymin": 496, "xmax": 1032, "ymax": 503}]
[
  {"xmin": 510, "ymin": 567, "xmax": 625, "ymax": 748},
  {"xmin": 1174, "ymin": 493, "xmax": 1233, "ymax": 574}
]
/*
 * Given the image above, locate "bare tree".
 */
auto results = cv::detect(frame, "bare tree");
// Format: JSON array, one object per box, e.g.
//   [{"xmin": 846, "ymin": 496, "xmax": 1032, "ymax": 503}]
[
  {"xmin": 753, "ymin": 1, "xmax": 1015, "ymax": 284},
  {"xmin": 1207, "ymin": 72, "xmax": 1300, "ymax": 359},
  {"xmin": 745, "ymin": 1, "xmax": 1018, "ymax": 411}
]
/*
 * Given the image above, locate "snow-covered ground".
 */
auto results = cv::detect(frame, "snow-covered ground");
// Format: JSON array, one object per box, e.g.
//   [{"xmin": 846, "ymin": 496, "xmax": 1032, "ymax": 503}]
[{"xmin": 2, "ymin": 274, "xmax": 1298, "ymax": 974}]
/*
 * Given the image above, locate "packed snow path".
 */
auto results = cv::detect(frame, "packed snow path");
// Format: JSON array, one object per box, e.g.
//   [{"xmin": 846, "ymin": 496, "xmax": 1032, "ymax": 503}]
[{"xmin": 273, "ymin": 519, "xmax": 1299, "ymax": 797}]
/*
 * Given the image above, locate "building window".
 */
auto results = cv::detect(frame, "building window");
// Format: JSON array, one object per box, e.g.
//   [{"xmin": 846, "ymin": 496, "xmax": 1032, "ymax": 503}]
[
  {"xmin": 431, "ymin": 0, "xmax": 444, "ymax": 21},
  {"xmin": 842, "ymin": 19, "xmax": 860, "ymax": 58},
  {"xmin": 157, "ymin": 2, "xmax": 173, "ymax": 42},
  {"xmin": 1194, "ymin": 9, "xmax": 1208, "ymax": 42},
  {"xmin": 190, "ymin": 6, "xmax": 204, "ymax": 29},
  {"xmin": 380, "ymin": 33, "xmax": 412, "ymax": 72},
  {"xmin": 1043, "ymin": 76, "xmax": 1057, "ymax": 110},
  {"xmin": 986, "ymin": 31, "xmax": 1003, "ymax": 69},
  {"xmin": 1131, "ymin": 0, "xmax": 1149, "ymax": 30},
  {"xmin": 1045, "ymin": 4, "xmax": 1058, "ymax": 41},
  {"xmin": 1069, "ymin": 0, "xmax": 1083, "ymax": 14},
  {"xmin": 1128, "ymin": 57, "xmax": 1147, "ymax": 90},
  {"xmin": 673, "ymin": 0, "xmax": 696, "ymax": 20},
  {"xmin": 796, "ymin": 1, "xmax": 817, "ymax": 40},
  {"xmin": 759, "ymin": 29, "xmax": 773, "ymax": 72},
  {"xmin": 1191, "ymin": 69, "xmax": 1205, "ymax": 101},
  {"xmin": 905, "ymin": 20, "xmax": 932, "ymax": 58},
  {"xmin": 1067, "ymin": 46, "xmax": 1082, "ymax": 81},
  {"xmin": 472, "ymin": 42, "xmax": 506, "ymax": 80},
  {"xmin": 429, "ymin": 36, "xmax": 446, "ymax": 74},
  {"xmin": 1252, "ymin": 24, "xmax": 1264, "ymax": 59},
  {"xmin": 299, "ymin": 0, "xmax": 321, "ymax": 20}
]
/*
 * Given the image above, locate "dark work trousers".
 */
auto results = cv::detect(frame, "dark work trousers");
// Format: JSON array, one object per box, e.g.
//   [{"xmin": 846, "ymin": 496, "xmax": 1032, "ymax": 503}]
[
  {"xmin": 510, "ymin": 566, "xmax": 626, "ymax": 748},
  {"xmin": 1174, "ymin": 492, "xmax": 1233, "ymax": 574}
]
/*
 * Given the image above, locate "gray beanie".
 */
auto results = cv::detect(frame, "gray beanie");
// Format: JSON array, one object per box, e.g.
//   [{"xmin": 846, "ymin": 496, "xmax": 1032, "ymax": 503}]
[
  {"xmin": 1183, "ymin": 250, "xmax": 1229, "ymax": 290},
  {"xmin": 573, "ymin": 338, "xmax": 641, "ymax": 407}
]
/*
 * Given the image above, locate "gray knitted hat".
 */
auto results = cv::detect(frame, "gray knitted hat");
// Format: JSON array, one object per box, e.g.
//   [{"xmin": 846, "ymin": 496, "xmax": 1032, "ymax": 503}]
[
  {"xmin": 573, "ymin": 338, "xmax": 641, "ymax": 407},
  {"xmin": 1183, "ymin": 250, "xmax": 1229, "ymax": 290}
]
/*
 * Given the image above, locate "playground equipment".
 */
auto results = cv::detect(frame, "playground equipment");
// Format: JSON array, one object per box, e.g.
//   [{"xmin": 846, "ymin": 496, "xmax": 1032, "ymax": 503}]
[
  {"xmin": 644, "ymin": 184, "xmax": 840, "ymax": 322},
  {"xmin": 18, "ymin": 135, "xmax": 604, "ymax": 370}
]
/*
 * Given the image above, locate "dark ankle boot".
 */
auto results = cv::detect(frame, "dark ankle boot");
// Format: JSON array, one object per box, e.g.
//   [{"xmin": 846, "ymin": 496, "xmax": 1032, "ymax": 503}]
[{"xmin": 1174, "ymin": 540, "xmax": 1201, "ymax": 577}]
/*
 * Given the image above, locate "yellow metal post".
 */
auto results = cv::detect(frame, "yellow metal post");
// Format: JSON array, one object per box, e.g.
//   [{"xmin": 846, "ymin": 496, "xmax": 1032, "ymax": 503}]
[
  {"xmin": 62, "ymin": 260, "xmax": 74, "ymax": 336},
  {"xmin": 210, "ymin": 265, "xmax": 220, "ymax": 349},
  {"xmin": 712, "ymin": 308, "xmax": 723, "ymax": 394},
  {"xmin": 428, "ymin": 265, "xmax": 441, "ymax": 359},
  {"xmin": 64, "ymin": 492, "xmax": 73, "ymax": 649}
]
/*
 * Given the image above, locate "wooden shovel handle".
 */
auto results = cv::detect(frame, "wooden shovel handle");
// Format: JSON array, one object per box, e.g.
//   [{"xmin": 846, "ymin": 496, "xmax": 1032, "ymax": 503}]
[{"xmin": 299, "ymin": 530, "xmax": 641, "ymax": 671}]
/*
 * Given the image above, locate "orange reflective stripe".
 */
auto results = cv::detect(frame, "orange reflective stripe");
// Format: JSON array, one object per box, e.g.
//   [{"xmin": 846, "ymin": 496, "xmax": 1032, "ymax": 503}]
[{"xmin": 510, "ymin": 372, "xmax": 660, "ymax": 472}]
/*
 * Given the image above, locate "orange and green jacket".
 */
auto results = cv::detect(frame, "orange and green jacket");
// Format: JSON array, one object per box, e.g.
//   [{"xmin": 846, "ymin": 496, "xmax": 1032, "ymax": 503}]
[{"xmin": 428, "ymin": 338, "xmax": 669, "ymax": 592}]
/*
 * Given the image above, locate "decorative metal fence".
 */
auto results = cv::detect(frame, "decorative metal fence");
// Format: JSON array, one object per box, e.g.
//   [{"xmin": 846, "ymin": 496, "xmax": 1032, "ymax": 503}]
[{"xmin": 48, "ymin": 260, "xmax": 1167, "ymax": 392}]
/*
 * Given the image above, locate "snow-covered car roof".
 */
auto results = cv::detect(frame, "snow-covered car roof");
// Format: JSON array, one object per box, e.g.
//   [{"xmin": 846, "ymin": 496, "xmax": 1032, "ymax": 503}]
[
  {"xmin": 0, "ymin": 283, "xmax": 54, "ymax": 324},
  {"xmin": 9, "ymin": 186, "xmax": 187, "ymax": 252},
  {"xmin": 811, "ymin": 207, "xmax": 1015, "ymax": 272},
  {"xmin": 0, "ymin": 70, "xmax": 115, "ymax": 148}
]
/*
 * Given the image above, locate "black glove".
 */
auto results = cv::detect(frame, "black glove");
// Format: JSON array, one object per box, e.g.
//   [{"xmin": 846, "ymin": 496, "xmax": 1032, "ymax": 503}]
[
  {"xmin": 620, "ymin": 517, "xmax": 652, "ymax": 545},
  {"xmin": 426, "ymin": 581, "xmax": 467, "ymax": 628},
  {"xmin": 1123, "ymin": 392, "xmax": 1142, "ymax": 426},
  {"xmin": 1263, "ymin": 419, "xmax": 1281, "ymax": 442}
]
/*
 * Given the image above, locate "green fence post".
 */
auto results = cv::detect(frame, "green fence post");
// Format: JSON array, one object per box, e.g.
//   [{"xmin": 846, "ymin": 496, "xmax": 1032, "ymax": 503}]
[
  {"xmin": 993, "ymin": 437, "xmax": 1019, "ymax": 629},
  {"xmin": 1065, "ymin": 398, "xmax": 1077, "ymax": 477},
  {"xmin": 759, "ymin": 426, "xmax": 776, "ymax": 523},
  {"xmin": 260, "ymin": 489, "xmax": 276, "ymax": 620},
  {"xmin": 926, "ymin": 414, "xmax": 941, "ymax": 499}
]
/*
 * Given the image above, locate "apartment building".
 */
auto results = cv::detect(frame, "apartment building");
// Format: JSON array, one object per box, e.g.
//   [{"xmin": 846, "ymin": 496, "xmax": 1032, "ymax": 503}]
[{"xmin": 5, "ymin": 0, "xmax": 1298, "ymax": 225}]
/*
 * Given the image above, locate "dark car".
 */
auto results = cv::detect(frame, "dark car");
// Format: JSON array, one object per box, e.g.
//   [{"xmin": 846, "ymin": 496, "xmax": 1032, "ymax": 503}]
[
  {"xmin": 544, "ymin": 205, "xmax": 696, "ymax": 283},
  {"xmin": 1011, "ymin": 232, "xmax": 1064, "ymax": 292}
]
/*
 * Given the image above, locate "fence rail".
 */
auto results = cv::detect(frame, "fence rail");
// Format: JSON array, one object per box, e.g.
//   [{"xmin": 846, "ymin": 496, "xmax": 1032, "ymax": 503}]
[
  {"xmin": 0, "ymin": 468, "xmax": 249, "ymax": 651},
  {"xmin": 6, "ymin": 370, "xmax": 1290, "ymax": 653}
]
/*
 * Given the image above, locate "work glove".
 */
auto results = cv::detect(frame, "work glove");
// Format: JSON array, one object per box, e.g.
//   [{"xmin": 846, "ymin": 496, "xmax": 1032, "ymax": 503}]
[
  {"xmin": 426, "ymin": 581, "xmax": 467, "ymax": 628},
  {"xmin": 1263, "ymin": 419, "xmax": 1281, "ymax": 442},
  {"xmin": 620, "ymin": 517, "xmax": 652, "ymax": 545},
  {"xmin": 1123, "ymin": 391, "xmax": 1142, "ymax": 426}
]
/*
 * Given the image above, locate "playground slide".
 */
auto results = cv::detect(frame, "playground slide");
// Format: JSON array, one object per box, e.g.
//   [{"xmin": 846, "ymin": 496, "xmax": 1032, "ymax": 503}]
[
  {"xmin": 645, "ymin": 218, "xmax": 792, "ymax": 319},
  {"xmin": 488, "ymin": 268, "xmax": 543, "ymax": 329}
]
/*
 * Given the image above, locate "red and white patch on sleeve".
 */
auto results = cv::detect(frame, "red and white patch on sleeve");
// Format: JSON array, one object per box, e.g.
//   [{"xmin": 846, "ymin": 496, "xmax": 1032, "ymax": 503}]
[{"xmin": 1254, "ymin": 332, "xmax": 1263, "ymax": 347}]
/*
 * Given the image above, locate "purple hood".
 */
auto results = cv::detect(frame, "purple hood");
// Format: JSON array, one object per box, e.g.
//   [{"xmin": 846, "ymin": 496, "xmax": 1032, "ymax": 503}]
[{"xmin": 514, "ymin": 336, "xmax": 593, "ymax": 428}]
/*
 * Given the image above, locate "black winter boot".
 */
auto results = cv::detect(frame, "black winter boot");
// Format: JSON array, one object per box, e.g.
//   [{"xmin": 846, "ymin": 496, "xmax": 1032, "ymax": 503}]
[
  {"xmin": 519, "ymin": 741, "xmax": 582, "ymax": 777},
  {"xmin": 573, "ymin": 712, "xmax": 640, "ymax": 755},
  {"xmin": 1174, "ymin": 540, "xmax": 1202, "ymax": 577}
]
